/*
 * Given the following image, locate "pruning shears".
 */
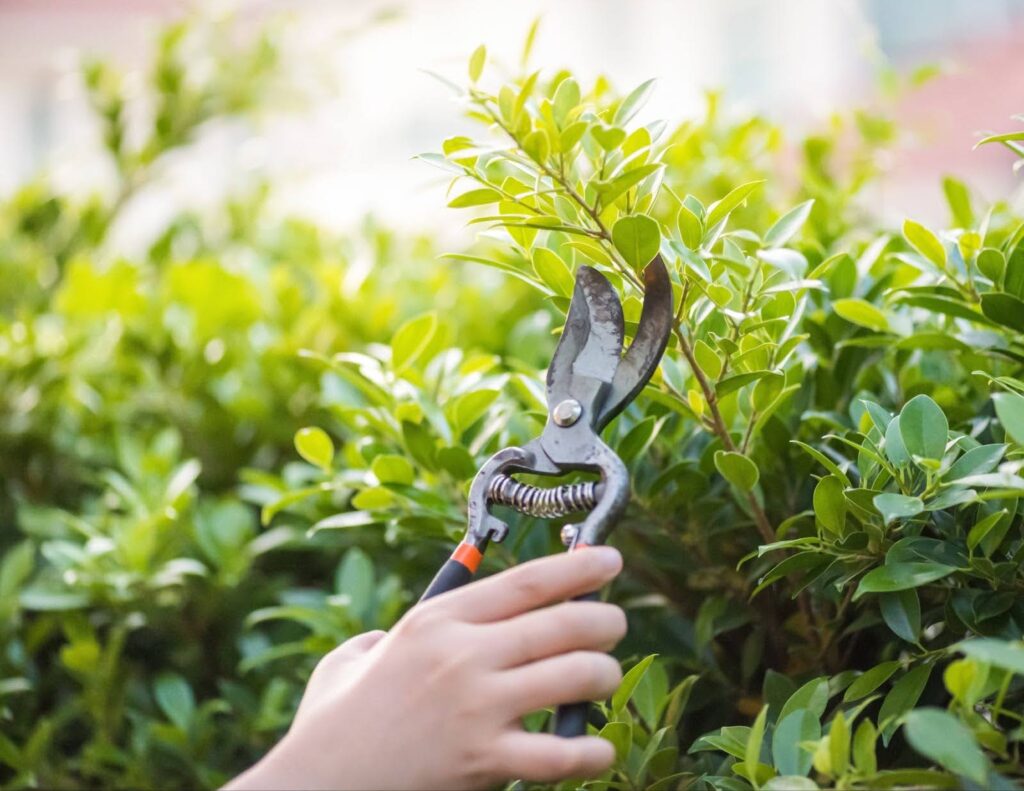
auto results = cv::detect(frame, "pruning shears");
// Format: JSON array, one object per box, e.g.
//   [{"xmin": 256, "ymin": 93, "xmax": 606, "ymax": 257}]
[{"xmin": 419, "ymin": 254, "xmax": 673, "ymax": 737}]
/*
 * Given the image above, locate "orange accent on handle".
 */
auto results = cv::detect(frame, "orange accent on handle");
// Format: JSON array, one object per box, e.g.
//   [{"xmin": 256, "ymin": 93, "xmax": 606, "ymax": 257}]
[
  {"xmin": 452, "ymin": 542, "xmax": 483, "ymax": 573},
  {"xmin": 575, "ymin": 542, "xmax": 592, "ymax": 549}
]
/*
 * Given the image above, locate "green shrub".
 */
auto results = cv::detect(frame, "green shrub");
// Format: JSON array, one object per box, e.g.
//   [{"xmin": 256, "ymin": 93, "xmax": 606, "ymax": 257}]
[{"xmin": 3, "ymin": 13, "xmax": 1024, "ymax": 791}]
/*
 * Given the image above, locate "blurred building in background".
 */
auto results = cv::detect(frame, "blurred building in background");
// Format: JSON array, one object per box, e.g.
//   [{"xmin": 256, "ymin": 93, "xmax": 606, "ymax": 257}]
[{"xmin": 0, "ymin": 0, "xmax": 1021, "ymax": 245}]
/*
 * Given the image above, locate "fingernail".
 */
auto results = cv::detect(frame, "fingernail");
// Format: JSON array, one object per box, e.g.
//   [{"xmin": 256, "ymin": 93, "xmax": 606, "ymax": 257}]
[{"xmin": 591, "ymin": 546, "xmax": 622, "ymax": 573}]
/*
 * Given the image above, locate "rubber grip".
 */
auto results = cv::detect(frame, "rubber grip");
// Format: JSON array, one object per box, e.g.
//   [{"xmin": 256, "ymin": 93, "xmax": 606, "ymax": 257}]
[
  {"xmin": 552, "ymin": 589, "xmax": 601, "ymax": 737},
  {"xmin": 420, "ymin": 557, "xmax": 475, "ymax": 602}
]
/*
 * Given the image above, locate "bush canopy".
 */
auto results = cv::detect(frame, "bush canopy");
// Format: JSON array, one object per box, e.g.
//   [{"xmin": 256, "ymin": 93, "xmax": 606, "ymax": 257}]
[{"xmin": 2, "ymin": 14, "xmax": 1024, "ymax": 791}]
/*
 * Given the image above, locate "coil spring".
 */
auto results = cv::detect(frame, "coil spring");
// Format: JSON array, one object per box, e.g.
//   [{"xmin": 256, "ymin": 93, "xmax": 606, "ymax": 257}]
[{"xmin": 487, "ymin": 474, "xmax": 599, "ymax": 518}]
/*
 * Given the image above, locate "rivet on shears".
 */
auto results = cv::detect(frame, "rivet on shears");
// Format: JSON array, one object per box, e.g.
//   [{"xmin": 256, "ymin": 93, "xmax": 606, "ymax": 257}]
[
  {"xmin": 552, "ymin": 398, "xmax": 583, "ymax": 427},
  {"xmin": 560, "ymin": 524, "xmax": 579, "ymax": 546}
]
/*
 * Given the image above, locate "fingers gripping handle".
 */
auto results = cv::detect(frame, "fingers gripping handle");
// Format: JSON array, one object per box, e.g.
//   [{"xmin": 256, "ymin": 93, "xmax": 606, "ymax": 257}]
[
  {"xmin": 419, "ymin": 542, "xmax": 483, "ymax": 602},
  {"xmin": 552, "ymin": 588, "xmax": 602, "ymax": 737}
]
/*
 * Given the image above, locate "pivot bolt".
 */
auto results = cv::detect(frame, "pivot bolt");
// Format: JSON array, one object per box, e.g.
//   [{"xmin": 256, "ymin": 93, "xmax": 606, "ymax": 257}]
[
  {"xmin": 552, "ymin": 398, "xmax": 583, "ymax": 427},
  {"xmin": 560, "ymin": 524, "xmax": 579, "ymax": 547}
]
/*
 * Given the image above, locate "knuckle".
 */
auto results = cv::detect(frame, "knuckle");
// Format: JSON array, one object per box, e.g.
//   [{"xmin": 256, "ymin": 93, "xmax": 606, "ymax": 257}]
[
  {"xmin": 582, "ymin": 652, "xmax": 621, "ymax": 691},
  {"xmin": 545, "ymin": 747, "xmax": 580, "ymax": 778},
  {"xmin": 509, "ymin": 566, "xmax": 548, "ymax": 603},
  {"xmin": 395, "ymin": 603, "xmax": 440, "ymax": 638},
  {"xmin": 456, "ymin": 742, "xmax": 495, "ymax": 787},
  {"xmin": 604, "ymin": 604, "xmax": 628, "ymax": 640}
]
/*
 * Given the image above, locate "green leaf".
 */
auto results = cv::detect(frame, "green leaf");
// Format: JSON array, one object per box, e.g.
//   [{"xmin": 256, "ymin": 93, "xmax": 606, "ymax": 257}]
[
  {"xmin": 977, "ymin": 247, "xmax": 1005, "ymax": 282},
  {"xmin": 764, "ymin": 200, "xmax": 814, "ymax": 248},
  {"xmin": 714, "ymin": 451, "xmax": 759, "ymax": 490},
  {"xmin": 880, "ymin": 589, "xmax": 921, "ymax": 642},
  {"xmin": 942, "ymin": 177, "xmax": 974, "ymax": 228},
  {"xmin": 335, "ymin": 548, "xmax": 375, "ymax": 618},
  {"xmin": 903, "ymin": 219, "xmax": 947, "ymax": 268},
  {"xmin": 154, "ymin": 674, "xmax": 195, "ymax": 732},
  {"xmin": 878, "ymin": 664, "xmax": 932, "ymax": 744},
  {"xmin": 843, "ymin": 661, "xmax": 900, "ymax": 702},
  {"xmin": 694, "ymin": 339, "xmax": 723, "ymax": 380},
  {"xmin": 294, "ymin": 427, "xmax": 334, "ymax": 473},
  {"xmin": 591, "ymin": 124, "xmax": 625, "ymax": 150},
  {"xmin": 745, "ymin": 706, "xmax": 769, "ymax": 789},
  {"xmin": 613, "ymin": 78, "xmax": 656, "ymax": 125},
  {"xmin": 448, "ymin": 188, "xmax": 501, "ymax": 208},
  {"xmin": 772, "ymin": 710, "xmax": 819, "ymax": 777},
  {"xmin": 944, "ymin": 659, "xmax": 989, "ymax": 707},
  {"xmin": 598, "ymin": 721, "xmax": 631, "ymax": 763},
  {"xmin": 612, "ymin": 215, "xmax": 661, "ymax": 271},
  {"xmin": 852, "ymin": 720, "xmax": 877, "ymax": 776},
  {"xmin": 993, "ymin": 391, "xmax": 1024, "ymax": 446},
  {"xmin": 956, "ymin": 638, "xmax": 1024, "ymax": 675},
  {"xmin": 706, "ymin": 180, "xmax": 764, "ymax": 230},
  {"xmin": 946, "ymin": 443, "xmax": 1006, "ymax": 481},
  {"xmin": 899, "ymin": 394, "xmax": 948, "ymax": 462},
  {"xmin": 829, "ymin": 710, "xmax": 850, "ymax": 778},
  {"xmin": 980, "ymin": 292, "xmax": 1024, "ymax": 331},
  {"xmin": 873, "ymin": 492, "xmax": 924, "ymax": 525},
  {"xmin": 612, "ymin": 654, "xmax": 656, "ymax": 713},
  {"xmin": 904, "ymin": 708, "xmax": 989, "ymax": 784},
  {"xmin": 763, "ymin": 778, "xmax": 818, "ymax": 791},
  {"xmin": 676, "ymin": 204, "xmax": 703, "ymax": 249},
  {"xmin": 468, "ymin": 44, "xmax": 486, "ymax": 82},
  {"xmin": 596, "ymin": 163, "xmax": 663, "ymax": 207},
  {"xmin": 370, "ymin": 454, "xmax": 414, "ymax": 485},
  {"xmin": 812, "ymin": 475, "xmax": 846, "ymax": 535},
  {"xmin": 779, "ymin": 677, "xmax": 830, "ymax": 722},
  {"xmin": 966, "ymin": 509, "xmax": 1009, "ymax": 552},
  {"xmin": 552, "ymin": 78, "xmax": 580, "ymax": 126},
  {"xmin": 854, "ymin": 562, "xmax": 955, "ymax": 600},
  {"xmin": 391, "ymin": 311, "xmax": 439, "ymax": 372},
  {"xmin": 531, "ymin": 248, "xmax": 574, "ymax": 297},
  {"xmin": 833, "ymin": 298, "xmax": 889, "ymax": 332}
]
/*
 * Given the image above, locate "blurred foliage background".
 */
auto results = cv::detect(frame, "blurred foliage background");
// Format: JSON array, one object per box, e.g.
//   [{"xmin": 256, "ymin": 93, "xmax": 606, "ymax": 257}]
[{"xmin": 2, "ymin": 5, "xmax": 1024, "ymax": 791}]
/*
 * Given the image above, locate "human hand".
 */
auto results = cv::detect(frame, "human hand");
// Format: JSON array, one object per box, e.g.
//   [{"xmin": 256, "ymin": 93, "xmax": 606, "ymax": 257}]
[{"xmin": 225, "ymin": 546, "xmax": 626, "ymax": 790}]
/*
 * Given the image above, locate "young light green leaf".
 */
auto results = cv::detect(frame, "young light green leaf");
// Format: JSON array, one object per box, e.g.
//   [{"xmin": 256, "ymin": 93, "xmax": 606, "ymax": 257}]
[
  {"xmin": 714, "ymin": 451, "xmax": 759, "ymax": 490},
  {"xmin": 852, "ymin": 720, "xmax": 877, "ymax": 776},
  {"xmin": 706, "ymin": 180, "xmax": 764, "ymax": 230},
  {"xmin": 294, "ymin": 427, "xmax": 334, "ymax": 473},
  {"xmin": 903, "ymin": 219, "xmax": 947, "ymax": 268},
  {"xmin": 764, "ymin": 200, "xmax": 814, "ymax": 248},
  {"xmin": 833, "ymin": 298, "xmax": 889, "ymax": 332},
  {"xmin": 391, "ymin": 311, "xmax": 438, "ymax": 372},
  {"xmin": 813, "ymin": 475, "xmax": 846, "ymax": 535},
  {"xmin": 829, "ymin": 710, "xmax": 850, "ymax": 777},
  {"xmin": 613, "ymin": 78, "xmax": 656, "ymax": 126},
  {"xmin": 612, "ymin": 215, "xmax": 661, "ymax": 270},
  {"xmin": 468, "ymin": 45, "xmax": 486, "ymax": 82}
]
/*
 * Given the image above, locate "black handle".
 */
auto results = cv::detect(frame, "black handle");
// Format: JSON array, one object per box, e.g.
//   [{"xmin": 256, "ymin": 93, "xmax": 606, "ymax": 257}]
[
  {"xmin": 420, "ymin": 557, "xmax": 475, "ymax": 601},
  {"xmin": 419, "ymin": 542, "xmax": 484, "ymax": 602},
  {"xmin": 552, "ymin": 589, "xmax": 601, "ymax": 737}
]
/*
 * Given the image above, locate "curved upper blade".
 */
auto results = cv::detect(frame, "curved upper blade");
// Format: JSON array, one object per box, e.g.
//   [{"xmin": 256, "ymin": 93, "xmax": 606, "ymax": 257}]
[
  {"xmin": 571, "ymin": 266, "xmax": 624, "ymax": 381},
  {"xmin": 545, "ymin": 267, "xmax": 594, "ymax": 397},
  {"xmin": 596, "ymin": 254, "xmax": 673, "ymax": 429},
  {"xmin": 546, "ymin": 266, "xmax": 624, "ymax": 410}
]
